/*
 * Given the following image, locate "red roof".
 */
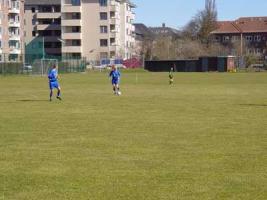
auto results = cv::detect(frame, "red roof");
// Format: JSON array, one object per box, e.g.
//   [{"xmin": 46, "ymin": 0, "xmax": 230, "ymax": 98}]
[{"xmin": 211, "ymin": 17, "xmax": 267, "ymax": 34}]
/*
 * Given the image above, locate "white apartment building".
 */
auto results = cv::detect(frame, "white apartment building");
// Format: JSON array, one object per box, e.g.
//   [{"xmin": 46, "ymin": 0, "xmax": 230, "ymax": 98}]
[
  {"xmin": 0, "ymin": 0, "xmax": 24, "ymax": 62},
  {"xmin": 61, "ymin": 0, "xmax": 136, "ymax": 60}
]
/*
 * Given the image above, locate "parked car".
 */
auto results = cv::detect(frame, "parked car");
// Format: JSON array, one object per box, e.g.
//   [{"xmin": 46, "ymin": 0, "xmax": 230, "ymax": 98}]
[{"xmin": 22, "ymin": 64, "xmax": 33, "ymax": 74}]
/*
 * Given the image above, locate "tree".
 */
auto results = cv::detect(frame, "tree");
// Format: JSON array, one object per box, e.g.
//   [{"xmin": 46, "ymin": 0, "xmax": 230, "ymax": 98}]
[
  {"xmin": 183, "ymin": 0, "xmax": 217, "ymax": 43},
  {"xmin": 198, "ymin": 0, "xmax": 218, "ymax": 43}
]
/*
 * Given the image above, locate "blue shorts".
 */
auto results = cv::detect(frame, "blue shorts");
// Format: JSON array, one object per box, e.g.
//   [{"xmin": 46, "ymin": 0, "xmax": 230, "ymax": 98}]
[
  {"xmin": 112, "ymin": 79, "xmax": 119, "ymax": 85},
  {"xmin": 49, "ymin": 81, "xmax": 59, "ymax": 90}
]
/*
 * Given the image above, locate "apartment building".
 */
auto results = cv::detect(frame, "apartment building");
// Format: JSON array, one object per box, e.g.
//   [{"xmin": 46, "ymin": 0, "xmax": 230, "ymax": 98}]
[
  {"xmin": 61, "ymin": 0, "xmax": 136, "ymax": 60},
  {"xmin": 0, "ymin": 0, "xmax": 24, "ymax": 62},
  {"xmin": 210, "ymin": 17, "xmax": 267, "ymax": 57},
  {"xmin": 24, "ymin": 0, "xmax": 62, "ymax": 58}
]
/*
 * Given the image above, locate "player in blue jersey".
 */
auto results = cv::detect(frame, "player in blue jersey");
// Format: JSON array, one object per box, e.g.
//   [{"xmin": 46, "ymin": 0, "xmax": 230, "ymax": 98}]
[
  {"xmin": 48, "ymin": 65, "xmax": 62, "ymax": 101},
  {"xmin": 109, "ymin": 65, "xmax": 121, "ymax": 95}
]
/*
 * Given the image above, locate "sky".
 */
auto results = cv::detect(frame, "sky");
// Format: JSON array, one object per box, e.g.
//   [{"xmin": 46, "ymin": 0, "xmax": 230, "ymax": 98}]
[{"xmin": 132, "ymin": 0, "xmax": 267, "ymax": 29}]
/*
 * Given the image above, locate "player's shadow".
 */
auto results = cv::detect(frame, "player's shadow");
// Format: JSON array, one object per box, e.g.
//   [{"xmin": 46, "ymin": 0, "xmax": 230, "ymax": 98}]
[
  {"xmin": 16, "ymin": 99, "xmax": 49, "ymax": 102},
  {"xmin": 239, "ymin": 103, "xmax": 267, "ymax": 107}
]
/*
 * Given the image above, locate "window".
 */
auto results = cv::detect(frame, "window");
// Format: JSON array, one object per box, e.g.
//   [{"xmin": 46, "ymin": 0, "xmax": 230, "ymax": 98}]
[
  {"xmin": 127, "ymin": 5, "xmax": 131, "ymax": 11},
  {"xmin": 100, "ymin": 39, "xmax": 108, "ymax": 47},
  {"xmin": 110, "ymin": 24, "xmax": 115, "ymax": 32},
  {"xmin": 223, "ymin": 36, "xmax": 230, "ymax": 42},
  {"xmin": 100, "ymin": 26, "xmax": 108, "ymax": 33},
  {"xmin": 39, "ymin": 5, "xmax": 52, "ymax": 13},
  {"xmin": 32, "ymin": 18, "xmax": 36, "ymax": 25},
  {"xmin": 72, "ymin": 13, "xmax": 81, "ymax": 19},
  {"xmin": 72, "ymin": 40, "xmax": 81, "ymax": 46},
  {"xmin": 246, "ymin": 36, "xmax": 253, "ymax": 42},
  {"xmin": 71, "ymin": 0, "xmax": 81, "ymax": 6},
  {"xmin": 71, "ymin": 53, "xmax": 81, "ymax": 59},
  {"xmin": 54, "ymin": 5, "xmax": 61, "ymax": 12},
  {"xmin": 32, "ymin": 31, "xmax": 36, "ymax": 36},
  {"xmin": 254, "ymin": 35, "xmax": 261, "ymax": 42},
  {"xmin": 110, "ymin": 51, "xmax": 115, "ymax": 58},
  {"xmin": 100, "ymin": 12, "xmax": 108, "ymax": 20},
  {"xmin": 31, "ymin": 7, "xmax": 35, "ymax": 13},
  {"xmin": 256, "ymin": 48, "xmax": 262, "ymax": 54},
  {"xmin": 231, "ymin": 36, "xmax": 239, "ymax": 41},
  {"xmin": 214, "ymin": 36, "xmax": 220, "ymax": 42},
  {"xmin": 99, "ymin": 0, "xmax": 107, "ymax": 6},
  {"xmin": 247, "ymin": 48, "xmax": 253, "ymax": 54},
  {"xmin": 100, "ymin": 52, "xmax": 108, "ymax": 59},
  {"xmin": 9, "ymin": 40, "xmax": 20, "ymax": 49},
  {"xmin": 9, "ymin": 54, "xmax": 19, "ymax": 62},
  {"xmin": 110, "ymin": 38, "xmax": 115, "ymax": 45},
  {"xmin": 110, "ymin": 11, "xmax": 115, "ymax": 18},
  {"xmin": 72, "ymin": 26, "xmax": 80, "ymax": 33}
]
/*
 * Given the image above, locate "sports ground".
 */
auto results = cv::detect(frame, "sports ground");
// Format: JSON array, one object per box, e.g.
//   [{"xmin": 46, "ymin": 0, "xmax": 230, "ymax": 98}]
[{"xmin": 0, "ymin": 71, "xmax": 266, "ymax": 199}]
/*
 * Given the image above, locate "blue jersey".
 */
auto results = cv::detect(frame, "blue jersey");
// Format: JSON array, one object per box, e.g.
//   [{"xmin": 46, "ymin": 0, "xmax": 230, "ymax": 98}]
[
  {"xmin": 109, "ymin": 70, "xmax": 121, "ymax": 80},
  {"xmin": 48, "ymin": 69, "xmax": 58, "ymax": 82}
]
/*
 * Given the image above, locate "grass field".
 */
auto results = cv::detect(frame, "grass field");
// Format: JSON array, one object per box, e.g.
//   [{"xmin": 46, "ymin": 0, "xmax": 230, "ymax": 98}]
[{"xmin": 0, "ymin": 71, "xmax": 267, "ymax": 200}]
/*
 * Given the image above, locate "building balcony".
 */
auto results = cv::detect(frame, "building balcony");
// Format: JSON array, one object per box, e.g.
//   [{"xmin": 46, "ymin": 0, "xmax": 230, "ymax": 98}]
[
  {"xmin": 62, "ymin": 32, "xmax": 82, "ymax": 40},
  {"xmin": 109, "ymin": 31, "xmax": 119, "ymax": 38},
  {"xmin": 8, "ymin": 21, "xmax": 20, "ymax": 27},
  {"xmin": 110, "ymin": 43, "xmax": 119, "ymax": 47},
  {"xmin": 36, "ymin": 24, "xmax": 61, "ymax": 31},
  {"xmin": 129, "ymin": 13, "xmax": 135, "ymax": 20},
  {"xmin": 9, "ymin": 47, "xmax": 21, "ymax": 54},
  {"xmin": 62, "ymin": 5, "xmax": 81, "ymax": 13},
  {"xmin": 99, "ymin": 6, "xmax": 108, "ymax": 12},
  {"xmin": 62, "ymin": 46, "xmax": 81, "ymax": 53},
  {"xmin": 110, "ymin": 28, "xmax": 119, "ymax": 33},
  {"xmin": 36, "ymin": 12, "xmax": 61, "ymax": 19},
  {"xmin": 8, "ymin": 7, "xmax": 20, "ymax": 14},
  {"xmin": 62, "ymin": 19, "xmax": 81, "ymax": 26},
  {"xmin": 110, "ymin": 18, "xmax": 120, "ymax": 25},
  {"xmin": 110, "ymin": 15, "xmax": 120, "ymax": 20},
  {"xmin": 100, "ymin": 21, "xmax": 110, "ymax": 26},
  {"xmin": 99, "ymin": 46, "xmax": 109, "ymax": 52},
  {"xmin": 9, "ymin": 34, "xmax": 20, "ymax": 41},
  {"xmin": 110, "ymin": 5, "xmax": 120, "ymax": 12}
]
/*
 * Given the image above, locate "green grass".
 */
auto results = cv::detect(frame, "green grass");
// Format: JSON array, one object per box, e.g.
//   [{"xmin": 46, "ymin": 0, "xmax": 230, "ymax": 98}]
[{"xmin": 0, "ymin": 72, "xmax": 267, "ymax": 200}]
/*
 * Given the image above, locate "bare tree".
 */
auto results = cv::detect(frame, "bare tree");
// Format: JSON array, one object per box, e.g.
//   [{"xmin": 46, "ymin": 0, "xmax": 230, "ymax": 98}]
[
  {"xmin": 198, "ymin": 0, "xmax": 218, "ymax": 43},
  {"xmin": 183, "ymin": 0, "xmax": 217, "ymax": 43},
  {"xmin": 141, "ymin": 0, "xmax": 228, "ymax": 60}
]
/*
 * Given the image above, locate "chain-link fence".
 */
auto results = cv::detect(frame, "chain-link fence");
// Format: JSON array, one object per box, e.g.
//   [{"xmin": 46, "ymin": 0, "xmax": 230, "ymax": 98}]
[{"xmin": 0, "ymin": 54, "xmax": 86, "ymax": 75}]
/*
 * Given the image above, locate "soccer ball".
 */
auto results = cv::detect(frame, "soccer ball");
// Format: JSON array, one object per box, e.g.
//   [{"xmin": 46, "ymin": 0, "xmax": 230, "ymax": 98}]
[{"xmin": 117, "ymin": 91, "xmax": 121, "ymax": 96}]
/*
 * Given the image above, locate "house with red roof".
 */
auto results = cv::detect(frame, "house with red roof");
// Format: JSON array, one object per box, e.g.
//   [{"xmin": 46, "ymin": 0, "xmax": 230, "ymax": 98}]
[{"xmin": 210, "ymin": 17, "xmax": 267, "ymax": 58}]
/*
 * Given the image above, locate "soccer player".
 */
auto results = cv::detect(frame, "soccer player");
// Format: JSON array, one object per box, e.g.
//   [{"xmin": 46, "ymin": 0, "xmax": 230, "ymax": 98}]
[
  {"xmin": 48, "ymin": 65, "xmax": 62, "ymax": 101},
  {"xmin": 109, "ymin": 65, "xmax": 121, "ymax": 95},
  {"xmin": 169, "ymin": 67, "xmax": 174, "ymax": 85}
]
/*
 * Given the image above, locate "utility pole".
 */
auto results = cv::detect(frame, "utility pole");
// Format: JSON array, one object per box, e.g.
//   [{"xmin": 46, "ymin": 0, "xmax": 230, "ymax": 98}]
[
  {"xmin": 240, "ymin": 33, "xmax": 243, "ymax": 57},
  {"xmin": 42, "ymin": 36, "xmax": 45, "ymax": 59}
]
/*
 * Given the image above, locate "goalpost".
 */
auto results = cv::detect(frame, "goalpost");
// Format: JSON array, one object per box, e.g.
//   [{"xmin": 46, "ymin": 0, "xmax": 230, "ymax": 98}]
[{"xmin": 40, "ymin": 59, "xmax": 58, "ymax": 76}]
